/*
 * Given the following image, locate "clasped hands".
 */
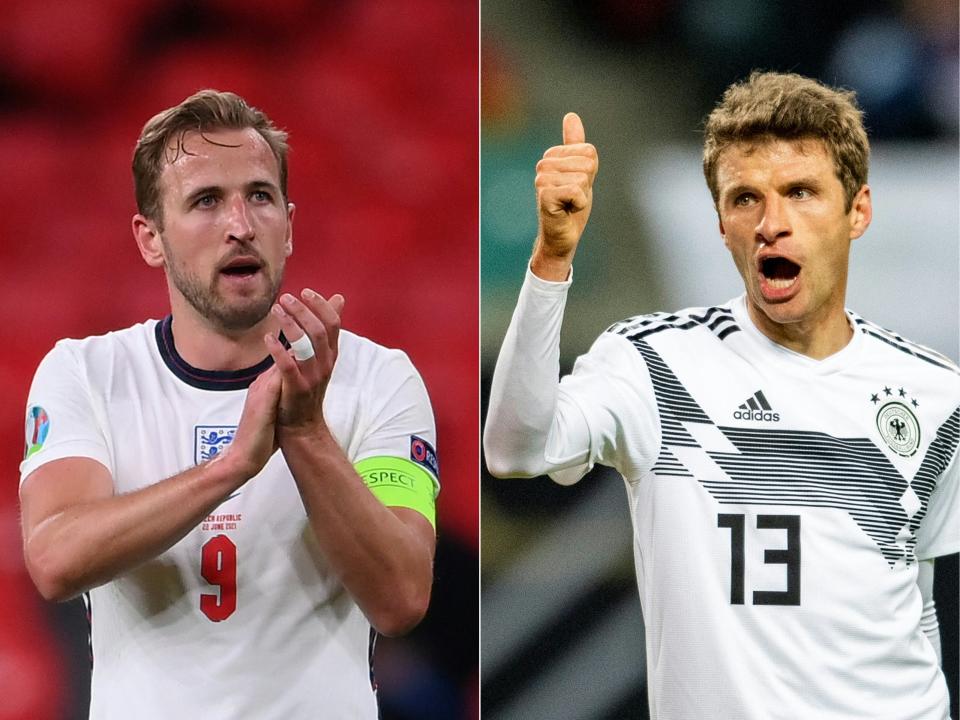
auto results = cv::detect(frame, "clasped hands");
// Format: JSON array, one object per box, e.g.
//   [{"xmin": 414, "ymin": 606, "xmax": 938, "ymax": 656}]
[
  {"xmin": 224, "ymin": 288, "xmax": 344, "ymax": 480},
  {"xmin": 265, "ymin": 289, "xmax": 344, "ymax": 433}
]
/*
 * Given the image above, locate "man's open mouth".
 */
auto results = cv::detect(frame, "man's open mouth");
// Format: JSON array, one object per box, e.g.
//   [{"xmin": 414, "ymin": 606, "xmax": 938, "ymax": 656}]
[
  {"xmin": 219, "ymin": 257, "xmax": 263, "ymax": 278},
  {"xmin": 759, "ymin": 256, "xmax": 801, "ymax": 289}
]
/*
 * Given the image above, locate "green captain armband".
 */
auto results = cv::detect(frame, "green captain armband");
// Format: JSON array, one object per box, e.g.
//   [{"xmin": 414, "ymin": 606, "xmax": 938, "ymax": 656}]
[{"xmin": 355, "ymin": 456, "xmax": 437, "ymax": 530}]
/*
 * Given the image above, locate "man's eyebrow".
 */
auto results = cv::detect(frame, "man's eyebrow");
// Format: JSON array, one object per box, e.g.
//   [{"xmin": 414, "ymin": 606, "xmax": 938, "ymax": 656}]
[
  {"xmin": 183, "ymin": 185, "xmax": 222, "ymax": 205},
  {"xmin": 721, "ymin": 184, "xmax": 755, "ymax": 202},
  {"xmin": 780, "ymin": 176, "xmax": 823, "ymax": 190},
  {"xmin": 247, "ymin": 179, "xmax": 280, "ymax": 192}
]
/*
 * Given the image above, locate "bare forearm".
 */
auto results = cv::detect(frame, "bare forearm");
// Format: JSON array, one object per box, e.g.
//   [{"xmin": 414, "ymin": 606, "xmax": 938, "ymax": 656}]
[
  {"xmin": 280, "ymin": 429, "xmax": 433, "ymax": 635},
  {"xmin": 265, "ymin": 290, "xmax": 433, "ymax": 633},
  {"xmin": 25, "ymin": 456, "xmax": 246, "ymax": 601}
]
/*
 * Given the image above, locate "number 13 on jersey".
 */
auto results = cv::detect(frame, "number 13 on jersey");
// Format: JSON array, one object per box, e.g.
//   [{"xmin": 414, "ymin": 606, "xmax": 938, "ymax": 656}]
[{"xmin": 718, "ymin": 513, "xmax": 801, "ymax": 606}]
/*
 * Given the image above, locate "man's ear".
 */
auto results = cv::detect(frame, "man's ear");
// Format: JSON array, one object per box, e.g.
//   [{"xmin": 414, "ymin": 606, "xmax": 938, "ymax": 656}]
[
  {"xmin": 285, "ymin": 202, "xmax": 295, "ymax": 258},
  {"xmin": 133, "ymin": 214, "xmax": 165, "ymax": 268},
  {"xmin": 849, "ymin": 185, "xmax": 872, "ymax": 241}
]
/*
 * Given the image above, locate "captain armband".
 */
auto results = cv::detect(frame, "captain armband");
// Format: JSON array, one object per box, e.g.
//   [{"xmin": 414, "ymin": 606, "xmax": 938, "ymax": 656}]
[{"xmin": 354, "ymin": 456, "xmax": 438, "ymax": 530}]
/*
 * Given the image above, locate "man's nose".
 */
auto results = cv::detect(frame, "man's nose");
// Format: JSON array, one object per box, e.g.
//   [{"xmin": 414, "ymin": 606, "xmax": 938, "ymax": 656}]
[
  {"xmin": 754, "ymin": 194, "xmax": 791, "ymax": 244},
  {"xmin": 225, "ymin": 195, "xmax": 254, "ymax": 242}
]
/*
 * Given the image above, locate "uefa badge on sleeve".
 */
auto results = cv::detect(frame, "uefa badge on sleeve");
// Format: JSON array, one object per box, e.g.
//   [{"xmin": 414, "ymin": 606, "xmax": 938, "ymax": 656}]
[
  {"xmin": 195, "ymin": 425, "xmax": 237, "ymax": 464},
  {"xmin": 410, "ymin": 435, "xmax": 439, "ymax": 479}
]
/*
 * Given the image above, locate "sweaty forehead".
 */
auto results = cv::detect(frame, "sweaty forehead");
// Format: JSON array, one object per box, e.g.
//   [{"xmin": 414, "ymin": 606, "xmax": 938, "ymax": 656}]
[
  {"xmin": 716, "ymin": 137, "xmax": 834, "ymax": 188},
  {"xmin": 160, "ymin": 127, "xmax": 280, "ymax": 198}
]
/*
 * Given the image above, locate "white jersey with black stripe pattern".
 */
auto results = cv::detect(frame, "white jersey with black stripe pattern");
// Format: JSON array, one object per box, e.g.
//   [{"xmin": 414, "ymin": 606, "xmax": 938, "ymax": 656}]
[{"xmin": 485, "ymin": 268, "xmax": 958, "ymax": 720}]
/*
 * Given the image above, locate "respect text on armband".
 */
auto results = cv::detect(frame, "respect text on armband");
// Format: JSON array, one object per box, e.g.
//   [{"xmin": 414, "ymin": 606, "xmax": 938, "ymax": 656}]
[{"xmin": 365, "ymin": 469, "xmax": 418, "ymax": 488}]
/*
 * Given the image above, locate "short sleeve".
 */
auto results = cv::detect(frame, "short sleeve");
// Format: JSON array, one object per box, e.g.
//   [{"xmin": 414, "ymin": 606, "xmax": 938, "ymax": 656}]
[
  {"xmin": 552, "ymin": 332, "xmax": 661, "ymax": 483},
  {"xmin": 915, "ymin": 441, "xmax": 959, "ymax": 560},
  {"xmin": 19, "ymin": 342, "xmax": 112, "ymax": 490},
  {"xmin": 354, "ymin": 349, "xmax": 439, "ymax": 496}
]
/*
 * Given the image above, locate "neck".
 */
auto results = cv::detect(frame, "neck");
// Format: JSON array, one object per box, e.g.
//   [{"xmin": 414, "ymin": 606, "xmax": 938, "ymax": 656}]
[
  {"xmin": 169, "ymin": 299, "xmax": 279, "ymax": 371},
  {"xmin": 746, "ymin": 300, "xmax": 853, "ymax": 360}
]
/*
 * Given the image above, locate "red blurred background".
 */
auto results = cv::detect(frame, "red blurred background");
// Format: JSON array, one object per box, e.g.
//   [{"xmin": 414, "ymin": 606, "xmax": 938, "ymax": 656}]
[{"xmin": 0, "ymin": 2, "xmax": 478, "ymax": 718}]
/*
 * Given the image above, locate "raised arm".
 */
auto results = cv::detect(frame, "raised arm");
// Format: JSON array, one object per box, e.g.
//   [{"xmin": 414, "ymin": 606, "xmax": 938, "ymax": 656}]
[
  {"xmin": 20, "ymin": 369, "xmax": 282, "ymax": 602},
  {"xmin": 266, "ymin": 291, "xmax": 436, "ymax": 637},
  {"xmin": 483, "ymin": 113, "xmax": 599, "ymax": 479}
]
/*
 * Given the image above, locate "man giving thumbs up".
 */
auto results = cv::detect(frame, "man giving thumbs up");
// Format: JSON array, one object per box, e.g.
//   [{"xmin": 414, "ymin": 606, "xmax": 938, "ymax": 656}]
[
  {"xmin": 484, "ymin": 72, "xmax": 958, "ymax": 720},
  {"xmin": 531, "ymin": 112, "xmax": 599, "ymax": 282}
]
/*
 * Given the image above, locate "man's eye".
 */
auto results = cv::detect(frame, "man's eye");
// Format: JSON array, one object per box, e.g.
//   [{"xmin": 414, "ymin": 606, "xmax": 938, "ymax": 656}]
[
  {"xmin": 252, "ymin": 190, "xmax": 272, "ymax": 203},
  {"xmin": 789, "ymin": 187, "xmax": 811, "ymax": 200},
  {"xmin": 196, "ymin": 195, "xmax": 217, "ymax": 208},
  {"xmin": 734, "ymin": 193, "xmax": 755, "ymax": 207}
]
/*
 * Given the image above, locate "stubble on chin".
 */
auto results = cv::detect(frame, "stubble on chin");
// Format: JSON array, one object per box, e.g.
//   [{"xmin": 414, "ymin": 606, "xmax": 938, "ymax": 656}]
[{"xmin": 167, "ymin": 259, "xmax": 284, "ymax": 333}]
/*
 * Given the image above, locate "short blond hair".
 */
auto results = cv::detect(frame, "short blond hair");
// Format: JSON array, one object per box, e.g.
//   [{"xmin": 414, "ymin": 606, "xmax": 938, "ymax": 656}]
[
  {"xmin": 703, "ymin": 71, "xmax": 869, "ymax": 211},
  {"xmin": 133, "ymin": 90, "xmax": 289, "ymax": 228}
]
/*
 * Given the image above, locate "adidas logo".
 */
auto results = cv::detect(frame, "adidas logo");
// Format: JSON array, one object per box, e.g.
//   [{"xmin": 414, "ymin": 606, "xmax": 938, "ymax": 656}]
[{"xmin": 733, "ymin": 390, "xmax": 780, "ymax": 422}]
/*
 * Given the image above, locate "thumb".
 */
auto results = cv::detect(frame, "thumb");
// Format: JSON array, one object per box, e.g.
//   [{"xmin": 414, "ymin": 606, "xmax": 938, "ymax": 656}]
[
  {"xmin": 562, "ymin": 112, "xmax": 585, "ymax": 145},
  {"xmin": 251, "ymin": 364, "xmax": 281, "ymax": 394},
  {"xmin": 264, "ymin": 364, "xmax": 282, "ymax": 389},
  {"xmin": 330, "ymin": 294, "xmax": 345, "ymax": 316}
]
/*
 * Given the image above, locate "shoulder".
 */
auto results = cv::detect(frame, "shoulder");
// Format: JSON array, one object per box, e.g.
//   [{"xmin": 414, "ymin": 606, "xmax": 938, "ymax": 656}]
[
  {"xmin": 850, "ymin": 312, "xmax": 960, "ymax": 379},
  {"xmin": 38, "ymin": 320, "xmax": 158, "ymax": 375},
  {"xmin": 335, "ymin": 330, "xmax": 421, "ymax": 384},
  {"xmin": 605, "ymin": 300, "xmax": 742, "ymax": 344},
  {"xmin": 571, "ymin": 301, "xmax": 740, "ymax": 382}
]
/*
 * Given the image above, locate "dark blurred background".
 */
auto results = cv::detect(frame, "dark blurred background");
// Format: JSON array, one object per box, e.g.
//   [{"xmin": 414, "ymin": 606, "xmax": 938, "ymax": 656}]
[
  {"xmin": 481, "ymin": 1, "xmax": 958, "ymax": 719},
  {"xmin": 0, "ymin": 2, "xmax": 477, "ymax": 719}
]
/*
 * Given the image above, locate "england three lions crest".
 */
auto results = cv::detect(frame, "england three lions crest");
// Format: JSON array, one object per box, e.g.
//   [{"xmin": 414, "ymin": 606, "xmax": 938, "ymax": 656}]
[{"xmin": 195, "ymin": 425, "xmax": 237, "ymax": 464}]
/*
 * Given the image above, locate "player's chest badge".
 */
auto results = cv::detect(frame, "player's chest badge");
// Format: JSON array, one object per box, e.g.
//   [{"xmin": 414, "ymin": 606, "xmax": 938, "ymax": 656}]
[
  {"xmin": 869, "ymin": 386, "xmax": 920, "ymax": 457},
  {"xmin": 195, "ymin": 425, "xmax": 237, "ymax": 464}
]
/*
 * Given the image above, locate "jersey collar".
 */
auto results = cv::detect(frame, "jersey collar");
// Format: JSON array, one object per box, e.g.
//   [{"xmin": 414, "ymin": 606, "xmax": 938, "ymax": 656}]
[
  {"xmin": 731, "ymin": 294, "xmax": 863, "ymax": 373},
  {"xmin": 154, "ymin": 315, "xmax": 280, "ymax": 391}
]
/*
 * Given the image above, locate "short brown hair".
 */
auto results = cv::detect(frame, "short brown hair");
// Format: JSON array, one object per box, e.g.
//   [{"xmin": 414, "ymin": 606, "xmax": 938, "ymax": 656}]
[
  {"xmin": 703, "ymin": 71, "xmax": 869, "ymax": 211},
  {"xmin": 133, "ymin": 90, "xmax": 289, "ymax": 228}
]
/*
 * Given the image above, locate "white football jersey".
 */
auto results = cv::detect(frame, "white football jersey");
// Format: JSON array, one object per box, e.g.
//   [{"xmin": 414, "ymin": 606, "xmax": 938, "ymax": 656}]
[
  {"xmin": 20, "ymin": 316, "xmax": 439, "ymax": 720},
  {"xmin": 487, "ymin": 272, "xmax": 959, "ymax": 720}
]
